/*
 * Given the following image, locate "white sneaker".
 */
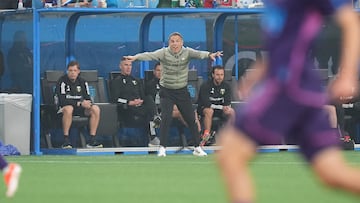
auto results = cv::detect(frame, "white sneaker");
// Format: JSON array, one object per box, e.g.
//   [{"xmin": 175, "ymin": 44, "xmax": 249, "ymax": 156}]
[
  {"xmin": 157, "ymin": 146, "xmax": 166, "ymax": 157},
  {"xmin": 193, "ymin": 146, "xmax": 207, "ymax": 156}
]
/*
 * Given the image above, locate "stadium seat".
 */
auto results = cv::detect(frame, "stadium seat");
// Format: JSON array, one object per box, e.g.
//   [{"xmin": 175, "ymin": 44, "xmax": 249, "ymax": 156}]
[
  {"xmin": 96, "ymin": 103, "xmax": 121, "ymax": 147},
  {"xmin": 79, "ymin": 70, "xmax": 108, "ymax": 103},
  {"xmin": 108, "ymin": 71, "xmax": 121, "ymax": 80},
  {"xmin": 223, "ymin": 69, "xmax": 240, "ymax": 102},
  {"xmin": 81, "ymin": 70, "xmax": 120, "ymax": 147},
  {"xmin": 187, "ymin": 69, "xmax": 201, "ymax": 104},
  {"xmin": 144, "ymin": 70, "xmax": 153, "ymax": 81}
]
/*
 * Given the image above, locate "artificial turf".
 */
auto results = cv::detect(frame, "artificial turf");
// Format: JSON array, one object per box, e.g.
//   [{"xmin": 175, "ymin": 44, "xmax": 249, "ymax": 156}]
[{"xmin": 0, "ymin": 151, "xmax": 359, "ymax": 203}]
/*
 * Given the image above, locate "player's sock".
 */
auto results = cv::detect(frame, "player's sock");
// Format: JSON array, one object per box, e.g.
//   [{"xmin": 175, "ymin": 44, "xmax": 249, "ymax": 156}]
[{"xmin": 64, "ymin": 135, "xmax": 70, "ymax": 142}]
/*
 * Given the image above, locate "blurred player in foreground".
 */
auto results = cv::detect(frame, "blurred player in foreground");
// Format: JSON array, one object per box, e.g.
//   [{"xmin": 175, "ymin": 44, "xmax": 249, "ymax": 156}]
[
  {"xmin": 1, "ymin": 159, "xmax": 21, "ymax": 198},
  {"xmin": 217, "ymin": 1, "xmax": 360, "ymax": 202}
]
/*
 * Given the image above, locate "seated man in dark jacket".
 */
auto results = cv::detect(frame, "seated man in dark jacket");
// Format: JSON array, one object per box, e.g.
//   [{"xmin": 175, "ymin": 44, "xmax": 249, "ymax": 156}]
[
  {"xmin": 197, "ymin": 65, "xmax": 235, "ymax": 146},
  {"xmin": 55, "ymin": 60, "xmax": 102, "ymax": 149},
  {"xmin": 110, "ymin": 58, "xmax": 159, "ymax": 147}
]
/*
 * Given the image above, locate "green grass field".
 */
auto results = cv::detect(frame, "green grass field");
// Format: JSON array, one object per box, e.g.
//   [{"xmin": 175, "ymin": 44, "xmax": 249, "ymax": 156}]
[{"xmin": 1, "ymin": 151, "xmax": 360, "ymax": 203}]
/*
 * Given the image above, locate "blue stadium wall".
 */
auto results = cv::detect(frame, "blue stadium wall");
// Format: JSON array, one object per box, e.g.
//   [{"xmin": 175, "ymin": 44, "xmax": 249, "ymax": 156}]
[
  {"xmin": 0, "ymin": 14, "xmax": 340, "ymax": 92},
  {"xmin": 0, "ymin": 15, "xmax": 209, "ymax": 91}
]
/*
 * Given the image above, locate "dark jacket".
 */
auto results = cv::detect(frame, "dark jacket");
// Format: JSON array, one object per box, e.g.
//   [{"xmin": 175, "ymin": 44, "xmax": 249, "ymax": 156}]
[
  {"xmin": 110, "ymin": 73, "xmax": 158, "ymax": 123},
  {"xmin": 145, "ymin": 77, "xmax": 160, "ymax": 101},
  {"xmin": 197, "ymin": 79, "xmax": 232, "ymax": 111},
  {"xmin": 55, "ymin": 75, "xmax": 91, "ymax": 108},
  {"xmin": 110, "ymin": 73, "xmax": 144, "ymax": 107}
]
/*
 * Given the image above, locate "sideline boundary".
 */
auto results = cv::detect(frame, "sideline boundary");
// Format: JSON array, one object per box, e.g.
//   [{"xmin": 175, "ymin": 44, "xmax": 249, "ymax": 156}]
[{"xmin": 40, "ymin": 144, "xmax": 360, "ymax": 155}]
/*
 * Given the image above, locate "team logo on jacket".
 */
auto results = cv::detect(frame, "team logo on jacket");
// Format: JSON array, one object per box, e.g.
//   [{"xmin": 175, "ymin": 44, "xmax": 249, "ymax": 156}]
[
  {"xmin": 220, "ymin": 88, "xmax": 225, "ymax": 95},
  {"xmin": 132, "ymin": 80, "xmax": 137, "ymax": 85},
  {"xmin": 76, "ymin": 86, "xmax": 81, "ymax": 92}
]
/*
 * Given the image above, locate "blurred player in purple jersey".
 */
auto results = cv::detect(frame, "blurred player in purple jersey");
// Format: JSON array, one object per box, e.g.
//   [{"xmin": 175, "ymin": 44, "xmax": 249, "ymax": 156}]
[{"xmin": 217, "ymin": 1, "xmax": 360, "ymax": 202}]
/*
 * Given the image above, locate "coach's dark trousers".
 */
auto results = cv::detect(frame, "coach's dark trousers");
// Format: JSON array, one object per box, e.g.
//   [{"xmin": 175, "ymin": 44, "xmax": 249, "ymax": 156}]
[{"xmin": 159, "ymin": 86, "xmax": 200, "ymax": 147}]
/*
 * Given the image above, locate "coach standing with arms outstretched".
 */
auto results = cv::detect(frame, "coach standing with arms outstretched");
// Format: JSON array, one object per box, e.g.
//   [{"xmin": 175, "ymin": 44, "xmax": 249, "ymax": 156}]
[{"xmin": 125, "ymin": 32, "xmax": 222, "ymax": 157}]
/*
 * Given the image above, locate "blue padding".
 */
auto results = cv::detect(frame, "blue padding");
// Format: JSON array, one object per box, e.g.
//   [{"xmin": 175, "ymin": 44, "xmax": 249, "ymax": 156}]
[
  {"xmin": 123, "ymin": 151, "xmax": 149, "ymax": 155},
  {"xmin": 167, "ymin": 149, "xmax": 192, "ymax": 155},
  {"xmin": 77, "ymin": 151, "xmax": 115, "ymax": 156},
  {"xmin": 41, "ymin": 148, "xmax": 77, "ymax": 155},
  {"xmin": 204, "ymin": 149, "xmax": 215, "ymax": 154},
  {"xmin": 258, "ymin": 148, "xmax": 280, "ymax": 153}
]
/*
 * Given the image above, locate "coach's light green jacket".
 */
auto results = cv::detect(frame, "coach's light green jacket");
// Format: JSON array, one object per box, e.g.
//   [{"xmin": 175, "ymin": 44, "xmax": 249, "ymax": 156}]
[{"xmin": 134, "ymin": 47, "xmax": 210, "ymax": 89}]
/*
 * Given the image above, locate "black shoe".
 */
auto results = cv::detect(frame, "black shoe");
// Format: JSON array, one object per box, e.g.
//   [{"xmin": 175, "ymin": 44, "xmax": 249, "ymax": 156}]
[
  {"xmin": 61, "ymin": 142, "xmax": 73, "ymax": 149},
  {"xmin": 86, "ymin": 141, "xmax": 103, "ymax": 148}
]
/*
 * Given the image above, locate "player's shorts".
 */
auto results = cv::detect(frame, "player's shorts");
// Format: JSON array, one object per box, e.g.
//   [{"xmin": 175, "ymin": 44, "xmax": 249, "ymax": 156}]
[
  {"xmin": 234, "ymin": 81, "xmax": 340, "ymax": 162},
  {"xmin": 58, "ymin": 105, "xmax": 86, "ymax": 117},
  {"xmin": 213, "ymin": 109, "xmax": 226, "ymax": 119},
  {"xmin": 198, "ymin": 107, "xmax": 224, "ymax": 117}
]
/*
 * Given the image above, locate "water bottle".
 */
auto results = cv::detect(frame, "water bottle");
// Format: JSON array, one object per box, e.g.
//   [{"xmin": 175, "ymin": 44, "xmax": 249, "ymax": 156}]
[{"xmin": 18, "ymin": 0, "xmax": 25, "ymax": 9}]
